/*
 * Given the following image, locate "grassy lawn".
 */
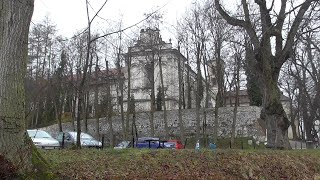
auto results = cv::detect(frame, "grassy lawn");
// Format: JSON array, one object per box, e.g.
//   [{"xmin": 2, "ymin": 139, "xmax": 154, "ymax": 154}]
[{"xmin": 41, "ymin": 148, "xmax": 320, "ymax": 179}]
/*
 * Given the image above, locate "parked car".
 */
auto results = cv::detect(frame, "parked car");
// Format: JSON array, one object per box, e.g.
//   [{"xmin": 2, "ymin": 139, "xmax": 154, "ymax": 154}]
[
  {"xmin": 114, "ymin": 137, "xmax": 175, "ymax": 149},
  {"xmin": 135, "ymin": 137, "xmax": 175, "ymax": 149},
  {"xmin": 56, "ymin": 131, "xmax": 102, "ymax": 148},
  {"xmin": 136, "ymin": 137, "xmax": 166, "ymax": 149},
  {"xmin": 167, "ymin": 140, "xmax": 184, "ymax": 149},
  {"xmin": 114, "ymin": 141, "xmax": 132, "ymax": 149},
  {"xmin": 27, "ymin": 129, "xmax": 60, "ymax": 149}
]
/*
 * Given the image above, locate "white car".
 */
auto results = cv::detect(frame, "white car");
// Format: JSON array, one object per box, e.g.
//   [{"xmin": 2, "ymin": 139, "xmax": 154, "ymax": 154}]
[{"xmin": 27, "ymin": 129, "xmax": 60, "ymax": 149}]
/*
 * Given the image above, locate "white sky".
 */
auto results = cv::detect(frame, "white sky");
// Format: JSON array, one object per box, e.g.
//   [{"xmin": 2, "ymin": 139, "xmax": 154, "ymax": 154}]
[{"xmin": 32, "ymin": 0, "xmax": 194, "ymax": 42}]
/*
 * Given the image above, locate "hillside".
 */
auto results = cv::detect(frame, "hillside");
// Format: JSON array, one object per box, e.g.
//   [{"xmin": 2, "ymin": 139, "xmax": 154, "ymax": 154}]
[{"xmin": 40, "ymin": 149, "xmax": 320, "ymax": 179}]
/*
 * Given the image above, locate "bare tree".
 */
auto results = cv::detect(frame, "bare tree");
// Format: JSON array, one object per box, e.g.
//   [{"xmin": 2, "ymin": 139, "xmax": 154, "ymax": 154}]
[
  {"xmin": 105, "ymin": 61, "xmax": 114, "ymax": 147},
  {"xmin": 206, "ymin": 4, "xmax": 228, "ymax": 143},
  {"xmin": 215, "ymin": 0, "xmax": 316, "ymax": 149},
  {"xmin": 53, "ymin": 51, "xmax": 67, "ymax": 132},
  {"xmin": 231, "ymin": 44, "xmax": 242, "ymax": 147},
  {"xmin": 75, "ymin": 0, "xmax": 108, "ymax": 148}
]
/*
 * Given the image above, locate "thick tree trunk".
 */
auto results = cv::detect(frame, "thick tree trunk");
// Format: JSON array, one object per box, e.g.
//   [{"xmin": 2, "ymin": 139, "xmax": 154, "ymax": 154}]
[
  {"xmin": 261, "ymin": 70, "xmax": 291, "ymax": 149},
  {"xmin": 0, "ymin": 0, "xmax": 34, "ymax": 173},
  {"xmin": 245, "ymin": 39, "xmax": 262, "ymax": 106}
]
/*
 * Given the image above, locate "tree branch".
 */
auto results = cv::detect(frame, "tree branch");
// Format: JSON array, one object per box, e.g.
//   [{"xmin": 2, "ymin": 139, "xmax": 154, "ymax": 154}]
[
  {"xmin": 274, "ymin": 0, "xmax": 287, "ymax": 55},
  {"xmin": 215, "ymin": 0, "xmax": 260, "ymax": 48},
  {"xmin": 277, "ymin": 0, "xmax": 315, "ymax": 68}
]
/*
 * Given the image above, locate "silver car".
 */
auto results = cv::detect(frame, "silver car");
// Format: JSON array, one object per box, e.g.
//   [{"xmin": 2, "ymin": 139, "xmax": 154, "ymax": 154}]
[
  {"xmin": 27, "ymin": 129, "xmax": 60, "ymax": 149},
  {"xmin": 56, "ymin": 131, "xmax": 102, "ymax": 148}
]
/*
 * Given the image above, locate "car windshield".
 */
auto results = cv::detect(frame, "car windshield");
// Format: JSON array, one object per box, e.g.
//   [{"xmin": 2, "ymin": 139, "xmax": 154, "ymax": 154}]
[
  {"xmin": 27, "ymin": 130, "xmax": 52, "ymax": 138},
  {"xmin": 70, "ymin": 132, "xmax": 94, "ymax": 140}
]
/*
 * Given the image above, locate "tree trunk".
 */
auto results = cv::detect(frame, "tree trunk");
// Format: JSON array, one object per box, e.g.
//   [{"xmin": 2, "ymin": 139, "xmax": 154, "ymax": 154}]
[
  {"xmin": 125, "ymin": 50, "xmax": 132, "ymax": 140},
  {"xmin": 231, "ymin": 51, "xmax": 241, "ymax": 147},
  {"xmin": 177, "ymin": 46, "xmax": 185, "ymax": 143},
  {"xmin": 94, "ymin": 60, "xmax": 100, "ymax": 139},
  {"xmin": 262, "ymin": 84, "xmax": 291, "ymax": 149},
  {"xmin": 75, "ymin": 0, "xmax": 92, "ymax": 148},
  {"xmin": 245, "ymin": 39, "xmax": 262, "ymax": 106},
  {"xmin": 260, "ymin": 55, "xmax": 290, "ymax": 148},
  {"xmin": 186, "ymin": 47, "xmax": 192, "ymax": 109},
  {"xmin": 106, "ymin": 62, "xmax": 114, "ymax": 148},
  {"xmin": 150, "ymin": 58, "xmax": 155, "ymax": 137},
  {"xmin": 158, "ymin": 57, "xmax": 169, "ymax": 139},
  {"xmin": 116, "ymin": 47, "xmax": 125, "ymax": 139},
  {"xmin": 0, "ymin": 0, "xmax": 34, "ymax": 173},
  {"xmin": 195, "ymin": 42, "xmax": 202, "ymax": 142},
  {"xmin": 83, "ymin": 92, "xmax": 89, "ymax": 133},
  {"xmin": 202, "ymin": 51, "xmax": 210, "ymax": 147},
  {"xmin": 213, "ymin": 38, "xmax": 224, "ymax": 143},
  {"xmin": 57, "ymin": 51, "xmax": 67, "ymax": 132}
]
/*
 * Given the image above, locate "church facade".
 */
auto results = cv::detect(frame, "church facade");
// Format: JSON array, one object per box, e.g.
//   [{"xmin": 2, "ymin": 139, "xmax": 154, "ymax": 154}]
[{"xmin": 87, "ymin": 28, "xmax": 217, "ymax": 115}]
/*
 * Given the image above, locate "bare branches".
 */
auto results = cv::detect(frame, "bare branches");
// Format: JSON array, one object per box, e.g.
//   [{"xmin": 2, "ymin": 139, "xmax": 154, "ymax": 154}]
[
  {"xmin": 214, "ymin": 0, "xmax": 245, "ymax": 26},
  {"xmin": 215, "ymin": 0, "xmax": 259, "ymax": 48},
  {"xmin": 90, "ymin": 4, "xmax": 167, "ymax": 42},
  {"xmin": 274, "ymin": 0, "xmax": 287, "ymax": 54},
  {"xmin": 278, "ymin": 0, "xmax": 315, "ymax": 69}
]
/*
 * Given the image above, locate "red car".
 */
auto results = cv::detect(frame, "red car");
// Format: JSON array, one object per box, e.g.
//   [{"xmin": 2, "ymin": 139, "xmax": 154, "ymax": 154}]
[{"xmin": 167, "ymin": 140, "xmax": 184, "ymax": 149}]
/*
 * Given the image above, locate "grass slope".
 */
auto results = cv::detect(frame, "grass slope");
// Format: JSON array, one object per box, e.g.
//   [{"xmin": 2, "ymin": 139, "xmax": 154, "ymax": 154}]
[{"xmin": 41, "ymin": 149, "xmax": 320, "ymax": 179}]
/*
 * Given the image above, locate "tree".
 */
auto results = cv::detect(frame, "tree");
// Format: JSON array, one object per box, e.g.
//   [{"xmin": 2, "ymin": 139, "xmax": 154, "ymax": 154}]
[
  {"xmin": 53, "ymin": 50, "xmax": 67, "ymax": 132},
  {"xmin": 0, "ymin": 0, "xmax": 34, "ymax": 173},
  {"xmin": 125, "ymin": 49, "xmax": 132, "ymax": 139},
  {"xmin": 104, "ymin": 61, "xmax": 114, "ymax": 147},
  {"xmin": 181, "ymin": 1, "xmax": 206, "ymax": 143},
  {"xmin": 26, "ymin": 16, "xmax": 60, "ymax": 128},
  {"xmin": 177, "ymin": 44, "xmax": 186, "ymax": 143},
  {"xmin": 282, "ymin": 29, "xmax": 320, "ymax": 145},
  {"xmin": 205, "ymin": 5, "xmax": 228, "ymax": 143},
  {"xmin": 215, "ymin": 0, "xmax": 316, "ymax": 149},
  {"xmin": 230, "ymin": 44, "xmax": 242, "ymax": 147},
  {"xmin": 158, "ymin": 55, "xmax": 169, "ymax": 139}
]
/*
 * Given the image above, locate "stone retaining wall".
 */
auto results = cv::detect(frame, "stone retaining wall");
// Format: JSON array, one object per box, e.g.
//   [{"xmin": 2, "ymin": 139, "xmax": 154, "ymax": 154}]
[{"xmin": 41, "ymin": 106, "xmax": 265, "ymax": 143}]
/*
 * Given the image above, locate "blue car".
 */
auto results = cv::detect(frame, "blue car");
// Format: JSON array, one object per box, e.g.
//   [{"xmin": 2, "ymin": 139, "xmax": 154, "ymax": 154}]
[{"xmin": 135, "ymin": 137, "xmax": 173, "ymax": 149}]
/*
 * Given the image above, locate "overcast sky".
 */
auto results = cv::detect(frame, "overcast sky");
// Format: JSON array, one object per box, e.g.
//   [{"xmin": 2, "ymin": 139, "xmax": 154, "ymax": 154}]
[{"xmin": 32, "ymin": 0, "xmax": 194, "ymax": 42}]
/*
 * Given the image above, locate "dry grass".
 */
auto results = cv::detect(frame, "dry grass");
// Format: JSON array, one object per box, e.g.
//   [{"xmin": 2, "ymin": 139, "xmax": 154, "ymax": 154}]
[{"xmin": 41, "ymin": 148, "xmax": 320, "ymax": 179}]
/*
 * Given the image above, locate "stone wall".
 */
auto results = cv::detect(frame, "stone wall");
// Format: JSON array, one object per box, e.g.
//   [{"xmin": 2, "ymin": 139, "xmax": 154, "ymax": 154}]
[
  {"xmin": 218, "ymin": 106, "xmax": 263, "ymax": 139},
  {"xmin": 41, "ymin": 106, "xmax": 266, "ymax": 144}
]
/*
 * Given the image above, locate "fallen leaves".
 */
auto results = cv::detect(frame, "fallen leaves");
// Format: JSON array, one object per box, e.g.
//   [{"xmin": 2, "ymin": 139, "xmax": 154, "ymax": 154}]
[{"xmin": 41, "ymin": 149, "xmax": 320, "ymax": 179}]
